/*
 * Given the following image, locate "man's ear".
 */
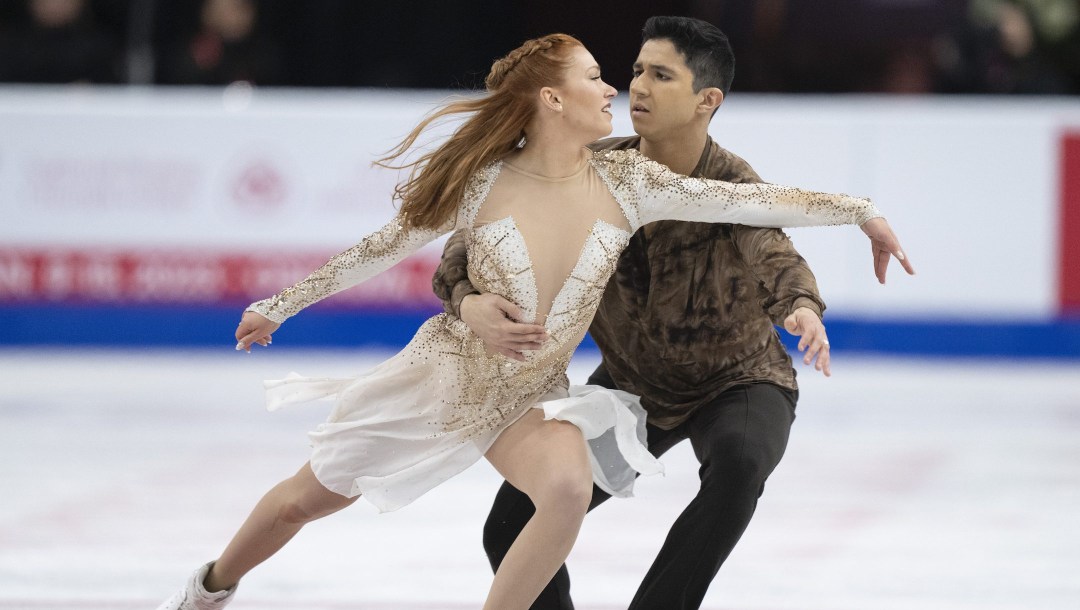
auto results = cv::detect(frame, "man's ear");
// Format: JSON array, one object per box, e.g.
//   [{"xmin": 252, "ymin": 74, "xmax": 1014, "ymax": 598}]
[
  {"xmin": 540, "ymin": 87, "xmax": 563, "ymax": 112},
  {"xmin": 698, "ymin": 87, "xmax": 724, "ymax": 115}
]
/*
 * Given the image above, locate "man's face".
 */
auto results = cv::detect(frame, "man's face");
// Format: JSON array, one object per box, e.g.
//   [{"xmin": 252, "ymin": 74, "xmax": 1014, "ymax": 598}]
[{"xmin": 629, "ymin": 39, "xmax": 703, "ymax": 139}]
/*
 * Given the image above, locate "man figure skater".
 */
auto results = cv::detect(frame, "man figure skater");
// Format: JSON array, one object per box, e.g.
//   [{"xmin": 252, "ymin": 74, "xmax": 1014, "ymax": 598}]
[{"xmin": 433, "ymin": 16, "xmax": 914, "ymax": 609}]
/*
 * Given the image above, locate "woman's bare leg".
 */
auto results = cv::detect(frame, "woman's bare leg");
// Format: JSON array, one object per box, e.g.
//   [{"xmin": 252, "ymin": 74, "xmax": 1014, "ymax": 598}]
[
  {"xmin": 482, "ymin": 409, "xmax": 593, "ymax": 610},
  {"xmin": 202, "ymin": 462, "xmax": 358, "ymax": 592}
]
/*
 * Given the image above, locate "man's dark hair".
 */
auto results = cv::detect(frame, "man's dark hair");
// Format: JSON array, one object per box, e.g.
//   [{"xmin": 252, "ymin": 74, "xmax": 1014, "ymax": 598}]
[{"xmin": 642, "ymin": 16, "xmax": 735, "ymax": 95}]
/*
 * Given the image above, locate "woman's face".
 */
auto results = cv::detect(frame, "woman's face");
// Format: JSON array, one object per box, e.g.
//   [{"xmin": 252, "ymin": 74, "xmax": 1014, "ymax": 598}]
[{"xmin": 552, "ymin": 46, "xmax": 618, "ymax": 141}]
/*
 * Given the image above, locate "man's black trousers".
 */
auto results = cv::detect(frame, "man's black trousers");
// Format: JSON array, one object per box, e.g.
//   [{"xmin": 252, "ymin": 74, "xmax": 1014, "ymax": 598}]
[{"xmin": 482, "ymin": 365, "xmax": 798, "ymax": 609}]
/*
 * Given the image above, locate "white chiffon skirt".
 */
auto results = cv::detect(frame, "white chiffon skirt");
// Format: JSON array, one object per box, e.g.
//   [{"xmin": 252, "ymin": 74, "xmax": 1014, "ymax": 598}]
[{"xmin": 263, "ymin": 348, "xmax": 663, "ymax": 513}]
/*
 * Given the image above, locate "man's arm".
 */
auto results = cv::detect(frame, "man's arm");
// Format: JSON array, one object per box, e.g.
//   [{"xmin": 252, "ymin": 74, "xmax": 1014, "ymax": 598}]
[
  {"xmin": 432, "ymin": 230, "xmax": 478, "ymax": 317},
  {"xmin": 703, "ymin": 150, "xmax": 828, "ymax": 322},
  {"xmin": 713, "ymin": 149, "xmax": 832, "ymax": 374},
  {"xmin": 731, "ymin": 224, "xmax": 832, "ymax": 376},
  {"xmin": 431, "ymin": 231, "xmax": 548, "ymax": 360}
]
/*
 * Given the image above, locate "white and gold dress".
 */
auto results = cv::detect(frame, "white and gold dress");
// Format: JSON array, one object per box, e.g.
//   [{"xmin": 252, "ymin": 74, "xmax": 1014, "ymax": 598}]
[{"xmin": 249, "ymin": 149, "xmax": 881, "ymax": 512}]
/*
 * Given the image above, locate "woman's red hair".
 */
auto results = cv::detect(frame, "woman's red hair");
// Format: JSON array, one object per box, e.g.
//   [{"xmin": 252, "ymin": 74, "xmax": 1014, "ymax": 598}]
[{"xmin": 377, "ymin": 33, "xmax": 584, "ymax": 230}]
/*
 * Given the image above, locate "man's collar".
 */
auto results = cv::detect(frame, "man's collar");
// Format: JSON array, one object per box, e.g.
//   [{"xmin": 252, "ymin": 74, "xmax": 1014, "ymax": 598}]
[{"xmin": 690, "ymin": 136, "xmax": 715, "ymax": 177}]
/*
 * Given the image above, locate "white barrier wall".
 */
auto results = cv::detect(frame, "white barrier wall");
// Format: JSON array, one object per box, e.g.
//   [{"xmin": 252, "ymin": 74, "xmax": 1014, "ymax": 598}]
[
  {"xmin": 719, "ymin": 96, "xmax": 1080, "ymax": 319},
  {"xmin": 2, "ymin": 87, "xmax": 1079, "ymax": 322}
]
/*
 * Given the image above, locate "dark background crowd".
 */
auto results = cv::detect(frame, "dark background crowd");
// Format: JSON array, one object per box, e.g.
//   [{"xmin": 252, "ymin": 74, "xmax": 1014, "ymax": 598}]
[{"xmin": 0, "ymin": 0, "xmax": 1077, "ymax": 94}]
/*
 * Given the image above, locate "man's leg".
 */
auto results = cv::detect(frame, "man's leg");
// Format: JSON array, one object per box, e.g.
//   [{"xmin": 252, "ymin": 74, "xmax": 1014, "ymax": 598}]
[
  {"xmin": 629, "ymin": 383, "xmax": 797, "ymax": 610},
  {"xmin": 482, "ymin": 364, "xmax": 685, "ymax": 610}
]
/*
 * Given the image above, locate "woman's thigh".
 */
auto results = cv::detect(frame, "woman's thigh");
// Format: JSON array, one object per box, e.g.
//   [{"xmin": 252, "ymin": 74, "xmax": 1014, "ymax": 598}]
[
  {"xmin": 485, "ymin": 408, "xmax": 591, "ymax": 499},
  {"xmin": 286, "ymin": 462, "xmax": 359, "ymax": 519}
]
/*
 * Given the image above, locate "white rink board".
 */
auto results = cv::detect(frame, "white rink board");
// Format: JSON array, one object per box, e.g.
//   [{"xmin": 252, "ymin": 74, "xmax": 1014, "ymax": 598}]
[{"xmin": 3, "ymin": 88, "xmax": 1080, "ymax": 319}]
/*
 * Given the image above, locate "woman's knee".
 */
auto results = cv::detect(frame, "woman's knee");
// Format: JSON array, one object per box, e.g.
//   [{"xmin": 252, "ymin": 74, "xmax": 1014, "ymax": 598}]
[
  {"xmin": 277, "ymin": 472, "xmax": 354, "ymax": 524},
  {"xmin": 530, "ymin": 467, "xmax": 593, "ymax": 516}
]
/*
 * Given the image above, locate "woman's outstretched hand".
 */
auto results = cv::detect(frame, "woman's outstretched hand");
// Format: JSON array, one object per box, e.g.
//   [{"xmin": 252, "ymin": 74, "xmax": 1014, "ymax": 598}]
[
  {"xmin": 235, "ymin": 310, "xmax": 280, "ymax": 353},
  {"xmin": 860, "ymin": 217, "xmax": 916, "ymax": 284}
]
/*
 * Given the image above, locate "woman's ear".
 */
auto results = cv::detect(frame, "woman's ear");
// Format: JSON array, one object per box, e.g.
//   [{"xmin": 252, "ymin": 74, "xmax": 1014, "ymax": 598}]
[{"xmin": 540, "ymin": 86, "xmax": 563, "ymax": 112}]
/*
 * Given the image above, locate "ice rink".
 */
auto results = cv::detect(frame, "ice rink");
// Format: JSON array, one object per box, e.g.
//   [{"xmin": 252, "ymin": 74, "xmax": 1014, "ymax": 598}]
[{"xmin": 1, "ymin": 348, "xmax": 1078, "ymax": 610}]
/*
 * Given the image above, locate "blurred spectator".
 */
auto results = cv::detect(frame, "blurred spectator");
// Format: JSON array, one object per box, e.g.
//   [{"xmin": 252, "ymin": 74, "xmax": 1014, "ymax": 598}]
[
  {"xmin": 0, "ymin": 0, "xmax": 121, "ymax": 83},
  {"xmin": 721, "ymin": 0, "xmax": 958, "ymax": 94},
  {"xmin": 935, "ymin": 0, "xmax": 1076, "ymax": 94},
  {"xmin": 881, "ymin": 43, "xmax": 936, "ymax": 94},
  {"xmin": 156, "ymin": 0, "xmax": 281, "ymax": 86},
  {"xmin": 0, "ymin": 0, "xmax": 1074, "ymax": 93},
  {"xmin": 721, "ymin": 0, "xmax": 791, "ymax": 93}
]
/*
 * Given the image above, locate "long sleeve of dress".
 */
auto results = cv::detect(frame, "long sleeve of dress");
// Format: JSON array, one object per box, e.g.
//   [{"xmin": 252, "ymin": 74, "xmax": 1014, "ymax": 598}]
[
  {"xmin": 248, "ymin": 214, "xmax": 446, "ymax": 323},
  {"xmin": 593, "ymin": 149, "xmax": 882, "ymax": 230}
]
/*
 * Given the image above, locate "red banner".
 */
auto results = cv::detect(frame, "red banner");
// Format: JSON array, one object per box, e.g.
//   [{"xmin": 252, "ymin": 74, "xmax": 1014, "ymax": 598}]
[
  {"xmin": 0, "ymin": 247, "xmax": 441, "ymax": 308},
  {"xmin": 1062, "ymin": 134, "xmax": 1080, "ymax": 314}
]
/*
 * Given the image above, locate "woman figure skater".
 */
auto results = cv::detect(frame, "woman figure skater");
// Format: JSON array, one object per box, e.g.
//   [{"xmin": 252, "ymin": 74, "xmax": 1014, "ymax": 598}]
[{"xmin": 157, "ymin": 33, "xmax": 903, "ymax": 610}]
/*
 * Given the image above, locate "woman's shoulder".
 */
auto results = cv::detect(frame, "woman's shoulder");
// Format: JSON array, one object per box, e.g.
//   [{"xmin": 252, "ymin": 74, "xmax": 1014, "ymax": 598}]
[
  {"xmin": 455, "ymin": 158, "xmax": 505, "ymax": 228},
  {"xmin": 589, "ymin": 148, "xmax": 645, "ymax": 165},
  {"xmin": 588, "ymin": 149, "xmax": 653, "ymax": 182},
  {"xmin": 589, "ymin": 148, "xmax": 665, "ymax": 190},
  {"xmin": 465, "ymin": 158, "xmax": 504, "ymax": 192}
]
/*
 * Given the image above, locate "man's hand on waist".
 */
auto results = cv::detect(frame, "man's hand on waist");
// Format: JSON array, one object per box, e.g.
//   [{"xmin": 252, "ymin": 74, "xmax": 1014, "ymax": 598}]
[{"xmin": 460, "ymin": 293, "xmax": 548, "ymax": 361}]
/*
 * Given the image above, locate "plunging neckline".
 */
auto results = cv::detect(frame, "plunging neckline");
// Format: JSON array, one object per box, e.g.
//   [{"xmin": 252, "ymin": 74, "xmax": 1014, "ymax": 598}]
[
  {"xmin": 473, "ymin": 215, "xmax": 630, "ymax": 328},
  {"xmin": 471, "ymin": 158, "xmax": 633, "ymax": 328}
]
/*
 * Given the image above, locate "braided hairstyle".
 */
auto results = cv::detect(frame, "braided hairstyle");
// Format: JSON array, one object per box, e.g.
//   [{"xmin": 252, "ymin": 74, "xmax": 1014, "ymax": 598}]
[{"xmin": 377, "ymin": 33, "xmax": 583, "ymax": 230}]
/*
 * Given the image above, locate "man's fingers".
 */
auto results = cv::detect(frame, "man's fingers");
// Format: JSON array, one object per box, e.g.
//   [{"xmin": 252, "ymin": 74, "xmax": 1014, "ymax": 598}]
[
  {"xmin": 493, "ymin": 295, "xmax": 526, "ymax": 322},
  {"xmin": 497, "ymin": 339, "xmax": 545, "ymax": 351},
  {"xmin": 798, "ymin": 320, "xmax": 823, "ymax": 353},
  {"xmin": 496, "ymin": 347, "xmax": 527, "ymax": 361},
  {"xmin": 503, "ymin": 323, "xmax": 549, "ymax": 337},
  {"xmin": 799, "ymin": 323, "xmax": 822, "ymax": 358},
  {"xmin": 498, "ymin": 322, "xmax": 548, "ymax": 347},
  {"xmin": 786, "ymin": 309, "xmax": 831, "ymax": 375},
  {"xmin": 818, "ymin": 345, "xmax": 832, "ymax": 377},
  {"xmin": 784, "ymin": 314, "xmax": 800, "ymax": 335},
  {"xmin": 804, "ymin": 336, "xmax": 830, "ymax": 369},
  {"xmin": 803, "ymin": 336, "xmax": 821, "ymax": 363}
]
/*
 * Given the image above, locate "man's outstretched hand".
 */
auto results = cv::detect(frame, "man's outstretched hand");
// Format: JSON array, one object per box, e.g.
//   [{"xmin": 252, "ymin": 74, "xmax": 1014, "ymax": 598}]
[{"xmin": 783, "ymin": 307, "xmax": 831, "ymax": 377}]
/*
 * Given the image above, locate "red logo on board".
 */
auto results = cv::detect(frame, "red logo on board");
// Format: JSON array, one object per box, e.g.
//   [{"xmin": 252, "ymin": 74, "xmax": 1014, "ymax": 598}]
[{"xmin": 232, "ymin": 161, "xmax": 287, "ymax": 209}]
